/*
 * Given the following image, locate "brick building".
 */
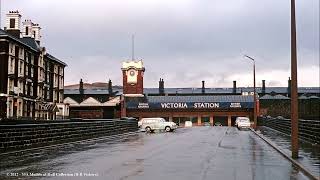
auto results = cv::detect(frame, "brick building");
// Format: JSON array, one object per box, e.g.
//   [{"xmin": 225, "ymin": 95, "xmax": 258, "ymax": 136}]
[
  {"xmin": 64, "ymin": 79, "xmax": 121, "ymax": 119},
  {"xmin": 121, "ymin": 60, "xmax": 255, "ymax": 126},
  {"xmin": 0, "ymin": 11, "xmax": 67, "ymax": 120}
]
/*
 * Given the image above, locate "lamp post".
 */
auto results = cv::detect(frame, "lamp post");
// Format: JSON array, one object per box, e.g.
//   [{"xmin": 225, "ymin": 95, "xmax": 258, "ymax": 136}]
[
  {"xmin": 244, "ymin": 55, "xmax": 257, "ymax": 130},
  {"xmin": 290, "ymin": 0, "xmax": 299, "ymax": 159}
]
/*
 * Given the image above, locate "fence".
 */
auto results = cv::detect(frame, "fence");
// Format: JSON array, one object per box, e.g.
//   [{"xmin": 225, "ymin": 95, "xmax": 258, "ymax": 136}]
[{"xmin": 258, "ymin": 117, "xmax": 320, "ymax": 144}]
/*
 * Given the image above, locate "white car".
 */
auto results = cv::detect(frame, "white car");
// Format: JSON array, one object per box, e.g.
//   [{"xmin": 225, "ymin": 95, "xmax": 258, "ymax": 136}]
[
  {"xmin": 235, "ymin": 117, "xmax": 251, "ymax": 129},
  {"xmin": 138, "ymin": 118, "xmax": 177, "ymax": 132}
]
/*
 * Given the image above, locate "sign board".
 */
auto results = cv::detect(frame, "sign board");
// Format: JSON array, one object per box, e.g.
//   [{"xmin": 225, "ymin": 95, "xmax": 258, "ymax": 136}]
[{"xmin": 127, "ymin": 102, "xmax": 253, "ymax": 109}]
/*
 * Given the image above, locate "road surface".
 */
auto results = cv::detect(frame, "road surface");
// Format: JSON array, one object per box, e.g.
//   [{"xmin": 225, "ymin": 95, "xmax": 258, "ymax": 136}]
[{"xmin": 0, "ymin": 127, "xmax": 310, "ymax": 180}]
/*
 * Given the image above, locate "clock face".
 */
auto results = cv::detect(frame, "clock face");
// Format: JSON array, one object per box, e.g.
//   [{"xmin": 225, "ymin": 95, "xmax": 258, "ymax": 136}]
[
  {"xmin": 127, "ymin": 69, "xmax": 137, "ymax": 83},
  {"xmin": 129, "ymin": 70, "xmax": 135, "ymax": 76}
]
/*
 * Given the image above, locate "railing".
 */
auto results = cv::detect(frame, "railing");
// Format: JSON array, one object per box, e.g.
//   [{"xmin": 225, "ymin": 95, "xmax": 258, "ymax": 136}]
[{"xmin": 258, "ymin": 117, "xmax": 320, "ymax": 144}]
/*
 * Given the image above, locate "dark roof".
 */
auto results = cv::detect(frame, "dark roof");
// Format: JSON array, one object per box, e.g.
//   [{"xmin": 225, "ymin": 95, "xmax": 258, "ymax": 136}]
[
  {"xmin": 20, "ymin": 37, "xmax": 40, "ymax": 50},
  {"xmin": 64, "ymin": 87, "xmax": 319, "ymax": 96},
  {"xmin": 146, "ymin": 95, "xmax": 253, "ymax": 103},
  {"xmin": 259, "ymin": 94, "xmax": 290, "ymax": 100},
  {"xmin": 46, "ymin": 53, "xmax": 67, "ymax": 66},
  {"xmin": 0, "ymin": 29, "xmax": 38, "ymax": 51},
  {"xmin": 64, "ymin": 89, "xmax": 110, "ymax": 95},
  {"xmin": 0, "ymin": 29, "xmax": 66, "ymax": 66},
  {"xmin": 144, "ymin": 87, "xmax": 320, "ymax": 94}
]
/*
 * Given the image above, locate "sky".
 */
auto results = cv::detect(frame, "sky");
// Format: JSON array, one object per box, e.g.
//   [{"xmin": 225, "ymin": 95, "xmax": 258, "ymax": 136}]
[{"xmin": 1, "ymin": 0, "xmax": 319, "ymax": 88}]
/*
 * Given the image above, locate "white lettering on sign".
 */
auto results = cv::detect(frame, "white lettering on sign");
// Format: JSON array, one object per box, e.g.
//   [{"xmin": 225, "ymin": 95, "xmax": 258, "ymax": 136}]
[
  {"xmin": 230, "ymin": 103, "xmax": 241, "ymax": 108},
  {"xmin": 138, "ymin": 103, "xmax": 149, "ymax": 109},
  {"xmin": 194, "ymin": 103, "xmax": 219, "ymax": 108},
  {"xmin": 161, "ymin": 103, "xmax": 188, "ymax": 109}
]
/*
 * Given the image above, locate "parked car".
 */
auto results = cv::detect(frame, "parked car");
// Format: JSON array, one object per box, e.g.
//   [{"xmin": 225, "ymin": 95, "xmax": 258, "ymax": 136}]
[
  {"xmin": 214, "ymin": 122, "xmax": 222, "ymax": 126},
  {"xmin": 139, "ymin": 118, "xmax": 177, "ymax": 132},
  {"xmin": 203, "ymin": 122, "xmax": 211, "ymax": 126},
  {"xmin": 235, "ymin": 117, "xmax": 251, "ymax": 129}
]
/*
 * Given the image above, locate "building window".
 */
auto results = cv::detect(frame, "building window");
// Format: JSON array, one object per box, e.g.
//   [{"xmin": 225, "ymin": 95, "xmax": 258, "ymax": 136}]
[
  {"xmin": 19, "ymin": 61, "xmax": 23, "ymax": 74},
  {"xmin": 10, "ymin": 58, "xmax": 14, "ymax": 72},
  {"xmin": 10, "ymin": 19, "xmax": 15, "ymax": 28}
]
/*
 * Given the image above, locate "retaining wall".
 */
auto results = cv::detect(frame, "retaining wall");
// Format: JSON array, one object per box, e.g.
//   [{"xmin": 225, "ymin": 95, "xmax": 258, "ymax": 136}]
[{"xmin": 0, "ymin": 119, "xmax": 138, "ymax": 153}]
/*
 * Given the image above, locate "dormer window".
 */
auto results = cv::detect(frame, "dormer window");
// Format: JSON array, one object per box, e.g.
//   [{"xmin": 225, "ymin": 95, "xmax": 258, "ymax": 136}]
[{"xmin": 10, "ymin": 18, "xmax": 15, "ymax": 28}]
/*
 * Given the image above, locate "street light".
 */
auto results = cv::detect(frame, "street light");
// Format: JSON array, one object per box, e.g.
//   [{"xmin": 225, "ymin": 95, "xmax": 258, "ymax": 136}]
[{"xmin": 244, "ymin": 55, "xmax": 257, "ymax": 130}]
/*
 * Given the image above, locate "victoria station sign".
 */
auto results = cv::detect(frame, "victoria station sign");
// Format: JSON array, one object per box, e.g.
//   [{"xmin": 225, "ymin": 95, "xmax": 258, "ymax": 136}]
[{"xmin": 127, "ymin": 102, "xmax": 254, "ymax": 109}]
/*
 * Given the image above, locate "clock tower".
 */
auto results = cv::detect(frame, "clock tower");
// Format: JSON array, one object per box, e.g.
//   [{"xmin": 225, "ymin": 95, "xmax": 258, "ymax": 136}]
[{"xmin": 121, "ymin": 60, "xmax": 145, "ymax": 95}]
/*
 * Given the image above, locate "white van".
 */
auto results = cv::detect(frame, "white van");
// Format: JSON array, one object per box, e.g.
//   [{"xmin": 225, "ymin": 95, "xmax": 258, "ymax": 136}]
[
  {"xmin": 138, "ymin": 118, "xmax": 177, "ymax": 132},
  {"xmin": 235, "ymin": 117, "xmax": 251, "ymax": 129}
]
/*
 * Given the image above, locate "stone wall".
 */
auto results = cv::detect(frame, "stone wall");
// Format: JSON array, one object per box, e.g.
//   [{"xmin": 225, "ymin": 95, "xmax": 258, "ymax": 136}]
[{"xmin": 0, "ymin": 119, "xmax": 138, "ymax": 153}]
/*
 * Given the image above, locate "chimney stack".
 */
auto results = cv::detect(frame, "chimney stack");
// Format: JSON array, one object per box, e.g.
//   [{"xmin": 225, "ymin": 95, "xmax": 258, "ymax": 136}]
[
  {"xmin": 159, "ymin": 78, "xmax": 165, "ymax": 95},
  {"xmin": 232, "ymin": 81, "xmax": 237, "ymax": 94},
  {"xmin": 108, "ymin": 79, "xmax": 113, "ymax": 95},
  {"xmin": 79, "ymin": 79, "xmax": 84, "ymax": 95},
  {"xmin": 22, "ymin": 19, "xmax": 33, "ymax": 38},
  {"xmin": 262, "ymin": 80, "xmax": 266, "ymax": 94},
  {"xmin": 5, "ymin": 10, "xmax": 21, "ymax": 38},
  {"xmin": 31, "ymin": 22, "xmax": 41, "ymax": 45},
  {"xmin": 202, "ymin": 81, "xmax": 205, "ymax": 94},
  {"xmin": 287, "ymin": 77, "xmax": 291, "ymax": 97}
]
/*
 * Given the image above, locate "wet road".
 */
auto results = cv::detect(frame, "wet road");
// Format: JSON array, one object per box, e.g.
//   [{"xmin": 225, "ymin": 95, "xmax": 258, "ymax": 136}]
[
  {"xmin": 0, "ymin": 127, "xmax": 310, "ymax": 180},
  {"xmin": 258, "ymin": 126, "xmax": 320, "ymax": 177}
]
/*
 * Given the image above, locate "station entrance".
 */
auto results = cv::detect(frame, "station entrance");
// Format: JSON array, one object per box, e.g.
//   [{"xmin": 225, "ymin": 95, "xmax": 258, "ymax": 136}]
[
  {"xmin": 124, "ymin": 95, "xmax": 254, "ymax": 127},
  {"xmin": 127, "ymin": 110, "xmax": 253, "ymax": 127}
]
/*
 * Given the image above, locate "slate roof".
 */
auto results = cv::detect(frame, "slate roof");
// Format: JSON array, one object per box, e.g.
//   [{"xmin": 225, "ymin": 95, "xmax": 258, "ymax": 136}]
[
  {"xmin": 64, "ymin": 88, "xmax": 122, "ymax": 95},
  {"xmin": 20, "ymin": 37, "xmax": 40, "ymax": 50},
  {"xmin": 144, "ymin": 87, "xmax": 320, "ymax": 94},
  {"xmin": 64, "ymin": 89, "xmax": 110, "ymax": 95},
  {"xmin": 0, "ymin": 29, "xmax": 38, "ymax": 51},
  {"xmin": 0, "ymin": 29, "xmax": 66, "ymax": 66},
  {"xmin": 146, "ymin": 95, "xmax": 253, "ymax": 103},
  {"xmin": 259, "ymin": 94, "xmax": 290, "ymax": 100},
  {"xmin": 64, "ymin": 87, "xmax": 319, "ymax": 96},
  {"xmin": 46, "ymin": 53, "xmax": 67, "ymax": 66}
]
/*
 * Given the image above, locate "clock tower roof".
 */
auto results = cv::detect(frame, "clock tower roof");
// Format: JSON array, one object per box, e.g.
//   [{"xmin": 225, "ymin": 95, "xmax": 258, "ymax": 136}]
[{"xmin": 121, "ymin": 60, "xmax": 145, "ymax": 71}]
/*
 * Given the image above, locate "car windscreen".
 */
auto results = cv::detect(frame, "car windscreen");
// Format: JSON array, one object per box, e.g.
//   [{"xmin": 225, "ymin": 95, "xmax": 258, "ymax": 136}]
[{"xmin": 240, "ymin": 119, "xmax": 249, "ymax": 122}]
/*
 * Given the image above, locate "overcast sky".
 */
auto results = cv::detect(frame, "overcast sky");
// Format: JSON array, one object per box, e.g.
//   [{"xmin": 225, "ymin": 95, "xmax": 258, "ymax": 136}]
[{"xmin": 1, "ymin": 0, "xmax": 319, "ymax": 88}]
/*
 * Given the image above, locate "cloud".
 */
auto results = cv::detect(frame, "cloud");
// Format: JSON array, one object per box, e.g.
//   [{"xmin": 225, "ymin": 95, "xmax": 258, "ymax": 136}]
[{"xmin": 2, "ymin": 0, "xmax": 319, "ymax": 87}]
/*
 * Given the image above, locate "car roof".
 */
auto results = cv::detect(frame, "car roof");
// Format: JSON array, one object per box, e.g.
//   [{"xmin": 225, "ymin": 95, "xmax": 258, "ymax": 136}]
[
  {"xmin": 141, "ymin": 117, "xmax": 164, "ymax": 120},
  {"xmin": 236, "ymin": 117, "xmax": 249, "ymax": 119}
]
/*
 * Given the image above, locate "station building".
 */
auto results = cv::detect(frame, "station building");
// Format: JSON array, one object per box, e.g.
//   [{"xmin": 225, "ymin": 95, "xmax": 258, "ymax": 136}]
[
  {"xmin": 63, "ymin": 59, "xmax": 319, "ymax": 123},
  {"xmin": 121, "ymin": 60, "xmax": 255, "ymax": 126}
]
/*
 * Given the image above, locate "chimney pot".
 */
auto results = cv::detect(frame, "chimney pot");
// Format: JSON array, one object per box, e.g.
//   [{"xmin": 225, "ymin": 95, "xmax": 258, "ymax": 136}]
[
  {"xmin": 202, "ymin": 81, "xmax": 205, "ymax": 94},
  {"xmin": 262, "ymin": 80, "xmax": 266, "ymax": 94}
]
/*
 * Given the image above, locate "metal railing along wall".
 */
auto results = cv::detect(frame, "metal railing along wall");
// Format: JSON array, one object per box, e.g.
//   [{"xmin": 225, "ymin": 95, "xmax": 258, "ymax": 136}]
[
  {"xmin": 0, "ymin": 119, "xmax": 138, "ymax": 153},
  {"xmin": 258, "ymin": 117, "xmax": 320, "ymax": 144}
]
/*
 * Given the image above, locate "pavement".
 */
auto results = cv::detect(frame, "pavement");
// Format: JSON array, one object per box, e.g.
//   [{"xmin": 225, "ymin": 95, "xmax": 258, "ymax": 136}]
[{"xmin": 0, "ymin": 127, "xmax": 311, "ymax": 180}]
